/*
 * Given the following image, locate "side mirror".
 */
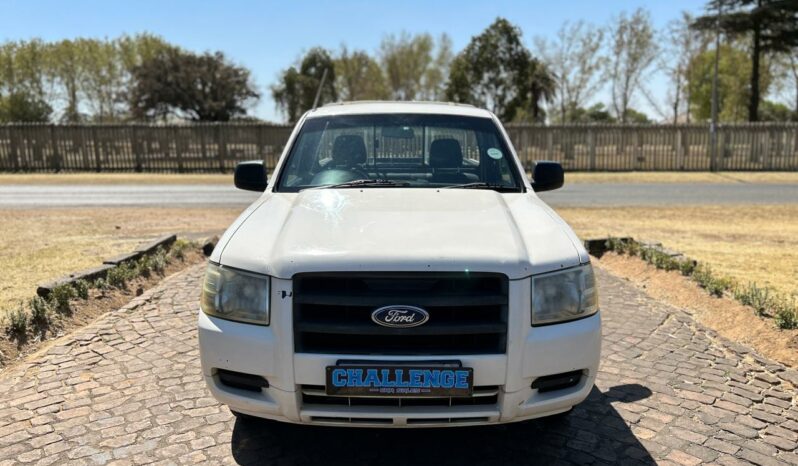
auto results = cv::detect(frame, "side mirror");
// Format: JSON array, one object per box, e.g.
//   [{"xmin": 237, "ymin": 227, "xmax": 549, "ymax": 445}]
[
  {"xmin": 234, "ymin": 161, "xmax": 268, "ymax": 192},
  {"xmin": 531, "ymin": 161, "xmax": 564, "ymax": 192}
]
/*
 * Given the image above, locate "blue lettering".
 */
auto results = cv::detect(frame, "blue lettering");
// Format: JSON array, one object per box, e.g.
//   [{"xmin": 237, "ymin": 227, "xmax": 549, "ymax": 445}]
[
  {"xmin": 441, "ymin": 371, "xmax": 454, "ymax": 388},
  {"xmin": 331, "ymin": 369, "xmax": 346, "ymax": 387},
  {"xmin": 346, "ymin": 368, "xmax": 364, "ymax": 387},
  {"xmin": 409, "ymin": 370, "xmax": 423, "ymax": 387},
  {"xmin": 395, "ymin": 369, "xmax": 409, "ymax": 387},
  {"xmin": 380, "ymin": 369, "xmax": 395, "ymax": 387},
  {"xmin": 363, "ymin": 369, "xmax": 379, "ymax": 387},
  {"xmin": 424, "ymin": 370, "xmax": 441, "ymax": 388},
  {"xmin": 455, "ymin": 371, "xmax": 469, "ymax": 389}
]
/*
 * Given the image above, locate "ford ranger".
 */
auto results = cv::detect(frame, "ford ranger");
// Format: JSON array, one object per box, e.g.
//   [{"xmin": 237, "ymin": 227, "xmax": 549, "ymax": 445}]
[{"xmin": 199, "ymin": 101, "xmax": 601, "ymax": 427}]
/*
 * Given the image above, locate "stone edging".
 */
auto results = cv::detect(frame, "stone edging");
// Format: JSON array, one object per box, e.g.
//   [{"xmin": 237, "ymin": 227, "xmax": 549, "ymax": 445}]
[{"xmin": 35, "ymin": 234, "xmax": 177, "ymax": 297}]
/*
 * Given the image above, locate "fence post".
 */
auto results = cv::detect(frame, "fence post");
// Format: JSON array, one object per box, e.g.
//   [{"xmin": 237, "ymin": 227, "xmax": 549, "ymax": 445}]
[
  {"xmin": 762, "ymin": 130, "xmax": 771, "ymax": 170},
  {"xmin": 588, "ymin": 128, "xmax": 596, "ymax": 171},
  {"xmin": 49, "ymin": 124, "xmax": 61, "ymax": 172},
  {"xmin": 9, "ymin": 125, "xmax": 20, "ymax": 171},
  {"xmin": 217, "ymin": 124, "xmax": 226, "ymax": 172},
  {"xmin": 173, "ymin": 126, "xmax": 184, "ymax": 173},
  {"xmin": 545, "ymin": 130, "xmax": 553, "ymax": 161}
]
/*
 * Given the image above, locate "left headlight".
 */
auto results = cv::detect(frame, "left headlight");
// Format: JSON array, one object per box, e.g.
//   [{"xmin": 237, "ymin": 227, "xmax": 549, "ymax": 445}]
[
  {"xmin": 200, "ymin": 263, "xmax": 271, "ymax": 325},
  {"xmin": 532, "ymin": 263, "xmax": 598, "ymax": 326}
]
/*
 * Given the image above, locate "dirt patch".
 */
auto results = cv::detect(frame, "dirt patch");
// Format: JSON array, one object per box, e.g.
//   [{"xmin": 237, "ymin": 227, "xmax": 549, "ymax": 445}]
[
  {"xmin": 0, "ymin": 248, "xmax": 205, "ymax": 371},
  {"xmin": 595, "ymin": 252, "xmax": 798, "ymax": 368}
]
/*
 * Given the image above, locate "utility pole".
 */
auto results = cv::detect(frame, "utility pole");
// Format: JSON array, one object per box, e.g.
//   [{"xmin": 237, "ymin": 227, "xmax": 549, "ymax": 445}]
[{"xmin": 709, "ymin": 0, "xmax": 723, "ymax": 172}]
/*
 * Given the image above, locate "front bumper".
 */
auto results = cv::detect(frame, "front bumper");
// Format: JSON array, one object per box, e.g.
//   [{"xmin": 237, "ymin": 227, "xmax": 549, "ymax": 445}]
[{"xmin": 198, "ymin": 305, "xmax": 602, "ymax": 427}]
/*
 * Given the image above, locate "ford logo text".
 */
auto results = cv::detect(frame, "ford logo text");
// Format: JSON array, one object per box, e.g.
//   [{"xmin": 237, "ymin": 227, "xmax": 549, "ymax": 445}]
[{"xmin": 371, "ymin": 305, "xmax": 430, "ymax": 328}]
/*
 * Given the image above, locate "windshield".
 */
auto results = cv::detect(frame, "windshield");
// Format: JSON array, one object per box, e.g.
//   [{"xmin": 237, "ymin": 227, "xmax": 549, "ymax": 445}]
[{"xmin": 274, "ymin": 113, "xmax": 524, "ymax": 192}]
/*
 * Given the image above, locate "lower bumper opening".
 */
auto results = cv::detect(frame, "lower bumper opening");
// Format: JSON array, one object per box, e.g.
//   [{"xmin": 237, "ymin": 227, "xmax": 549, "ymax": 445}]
[
  {"xmin": 217, "ymin": 369, "xmax": 269, "ymax": 392},
  {"xmin": 300, "ymin": 384, "xmax": 500, "ymax": 408},
  {"xmin": 531, "ymin": 370, "xmax": 583, "ymax": 393}
]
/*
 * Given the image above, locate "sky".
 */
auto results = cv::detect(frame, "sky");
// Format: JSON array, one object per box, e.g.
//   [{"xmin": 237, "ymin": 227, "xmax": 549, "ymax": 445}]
[{"xmin": 2, "ymin": 0, "xmax": 707, "ymax": 122}]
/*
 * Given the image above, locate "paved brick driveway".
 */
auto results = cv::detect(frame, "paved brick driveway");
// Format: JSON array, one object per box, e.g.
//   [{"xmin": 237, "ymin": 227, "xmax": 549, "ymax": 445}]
[{"xmin": 0, "ymin": 264, "xmax": 796, "ymax": 465}]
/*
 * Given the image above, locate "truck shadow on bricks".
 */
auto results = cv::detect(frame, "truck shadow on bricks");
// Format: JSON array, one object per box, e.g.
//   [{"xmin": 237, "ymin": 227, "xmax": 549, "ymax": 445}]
[{"xmin": 229, "ymin": 384, "xmax": 654, "ymax": 465}]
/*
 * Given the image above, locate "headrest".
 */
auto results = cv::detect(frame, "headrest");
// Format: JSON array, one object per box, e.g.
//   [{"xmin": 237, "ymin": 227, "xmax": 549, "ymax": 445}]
[
  {"xmin": 332, "ymin": 135, "xmax": 367, "ymax": 165},
  {"xmin": 429, "ymin": 138, "xmax": 463, "ymax": 169}
]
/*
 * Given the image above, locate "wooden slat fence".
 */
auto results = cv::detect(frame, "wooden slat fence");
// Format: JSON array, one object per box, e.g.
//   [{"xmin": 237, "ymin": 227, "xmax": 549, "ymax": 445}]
[{"xmin": 1, "ymin": 122, "xmax": 797, "ymax": 172}]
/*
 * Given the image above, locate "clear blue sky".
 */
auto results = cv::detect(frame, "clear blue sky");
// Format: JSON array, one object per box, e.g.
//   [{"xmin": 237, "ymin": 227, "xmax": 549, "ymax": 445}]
[{"xmin": 3, "ymin": 0, "xmax": 706, "ymax": 122}]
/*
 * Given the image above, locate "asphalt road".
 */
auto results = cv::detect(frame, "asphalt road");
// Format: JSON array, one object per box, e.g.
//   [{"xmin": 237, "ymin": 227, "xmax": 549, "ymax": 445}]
[{"xmin": 0, "ymin": 182, "xmax": 796, "ymax": 208}]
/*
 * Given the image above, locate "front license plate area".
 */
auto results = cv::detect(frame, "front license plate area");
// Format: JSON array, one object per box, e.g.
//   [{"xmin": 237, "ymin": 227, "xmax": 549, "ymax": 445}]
[{"xmin": 325, "ymin": 365, "xmax": 473, "ymax": 397}]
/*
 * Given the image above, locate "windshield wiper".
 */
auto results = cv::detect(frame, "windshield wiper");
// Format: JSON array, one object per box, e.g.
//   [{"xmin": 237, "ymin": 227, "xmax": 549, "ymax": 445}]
[
  {"xmin": 442, "ymin": 182, "xmax": 515, "ymax": 190},
  {"xmin": 307, "ymin": 179, "xmax": 409, "ymax": 190}
]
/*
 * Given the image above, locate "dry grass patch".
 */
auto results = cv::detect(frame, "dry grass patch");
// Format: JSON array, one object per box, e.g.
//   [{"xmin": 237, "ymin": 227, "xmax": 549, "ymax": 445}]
[
  {"xmin": 0, "ymin": 207, "xmax": 242, "ymax": 311},
  {"xmin": 0, "ymin": 173, "xmax": 231, "ymax": 185},
  {"xmin": 564, "ymin": 171, "xmax": 798, "ymax": 184},
  {"xmin": 557, "ymin": 204, "xmax": 798, "ymax": 298}
]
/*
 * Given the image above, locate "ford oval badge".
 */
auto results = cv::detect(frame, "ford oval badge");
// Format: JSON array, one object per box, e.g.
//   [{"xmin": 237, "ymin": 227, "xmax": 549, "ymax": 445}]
[{"xmin": 371, "ymin": 305, "xmax": 429, "ymax": 328}]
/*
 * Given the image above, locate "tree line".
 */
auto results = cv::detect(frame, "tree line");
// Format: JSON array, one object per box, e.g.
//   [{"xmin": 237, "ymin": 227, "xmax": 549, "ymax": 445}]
[
  {"xmin": 1, "ymin": 0, "xmax": 796, "ymax": 124},
  {"xmin": 0, "ymin": 34, "xmax": 259, "ymax": 123}
]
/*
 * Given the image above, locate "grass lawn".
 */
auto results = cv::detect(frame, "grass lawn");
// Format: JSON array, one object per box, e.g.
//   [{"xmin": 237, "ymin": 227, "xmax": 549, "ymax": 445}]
[
  {"xmin": 557, "ymin": 204, "xmax": 798, "ymax": 298},
  {"xmin": 0, "ymin": 207, "xmax": 241, "ymax": 312}
]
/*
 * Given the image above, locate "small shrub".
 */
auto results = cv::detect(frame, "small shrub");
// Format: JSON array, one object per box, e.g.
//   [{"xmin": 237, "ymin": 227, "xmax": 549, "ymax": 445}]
[
  {"xmin": 94, "ymin": 278, "xmax": 109, "ymax": 297},
  {"xmin": 106, "ymin": 263, "xmax": 135, "ymax": 289},
  {"xmin": 6, "ymin": 305, "xmax": 28, "ymax": 336},
  {"xmin": 692, "ymin": 266, "xmax": 731, "ymax": 298},
  {"xmin": 135, "ymin": 257, "xmax": 152, "ymax": 278},
  {"xmin": 29, "ymin": 296, "xmax": 52, "ymax": 326},
  {"xmin": 150, "ymin": 248, "xmax": 167, "ymax": 274},
  {"xmin": 170, "ymin": 239, "xmax": 191, "ymax": 261},
  {"xmin": 50, "ymin": 284, "xmax": 76, "ymax": 313},
  {"xmin": 678, "ymin": 260, "xmax": 697, "ymax": 276},
  {"xmin": 774, "ymin": 299, "xmax": 798, "ymax": 330},
  {"xmin": 734, "ymin": 282, "xmax": 772, "ymax": 316},
  {"xmin": 73, "ymin": 279, "xmax": 90, "ymax": 300}
]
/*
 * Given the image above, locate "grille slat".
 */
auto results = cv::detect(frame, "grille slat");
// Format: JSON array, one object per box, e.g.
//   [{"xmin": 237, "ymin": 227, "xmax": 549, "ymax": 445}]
[{"xmin": 293, "ymin": 272, "xmax": 508, "ymax": 355}]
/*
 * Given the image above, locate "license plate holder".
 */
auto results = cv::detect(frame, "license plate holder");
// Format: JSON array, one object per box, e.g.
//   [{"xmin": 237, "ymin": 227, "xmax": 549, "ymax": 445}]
[{"xmin": 325, "ymin": 362, "xmax": 473, "ymax": 397}]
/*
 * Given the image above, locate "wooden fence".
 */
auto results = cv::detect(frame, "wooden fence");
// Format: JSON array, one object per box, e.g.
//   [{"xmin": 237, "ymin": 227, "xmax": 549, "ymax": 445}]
[{"xmin": 1, "ymin": 122, "xmax": 797, "ymax": 172}]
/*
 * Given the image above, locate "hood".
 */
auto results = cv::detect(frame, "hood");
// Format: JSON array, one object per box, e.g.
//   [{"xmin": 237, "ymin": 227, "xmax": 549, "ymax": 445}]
[{"xmin": 215, "ymin": 189, "xmax": 586, "ymax": 280}]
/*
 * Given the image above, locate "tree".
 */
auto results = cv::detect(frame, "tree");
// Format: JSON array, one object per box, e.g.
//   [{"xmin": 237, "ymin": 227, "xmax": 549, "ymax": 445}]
[
  {"xmin": 445, "ymin": 18, "xmax": 555, "ymax": 122},
  {"xmin": 687, "ymin": 44, "xmax": 772, "ymax": 121},
  {"xmin": 129, "ymin": 48, "xmax": 259, "ymax": 121},
  {"xmin": 567, "ymin": 103, "xmax": 617, "ymax": 123},
  {"xmin": 271, "ymin": 47, "xmax": 336, "ymax": 123},
  {"xmin": 334, "ymin": 46, "xmax": 389, "ymax": 101},
  {"xmin": 0, "ymin": 91, "xmax": 51, "ymax": 122},
  {"xmin": 606, "ymin": 9, "xmax": 659, "ymax": 123},
  {"xmin": 535, "ymin": 21, "xmax": 606, "ymax": 123},
  {"xmin": 379, "ymin": 33, "xmax": 452, "ymax": 101},
  {"xmin": 759, "ymin": 100, "xmax": 794, "ymax": 121},
  {"xmin": 659, "ymin": 12, "xmax": 710, "ymax": 123},
  {"xmin": 693, "ymin": 0, "xmax": 798, "ymax": 121}
]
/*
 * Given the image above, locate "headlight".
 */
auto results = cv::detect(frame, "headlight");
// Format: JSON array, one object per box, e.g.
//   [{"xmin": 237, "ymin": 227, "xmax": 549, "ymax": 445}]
[
  {"xmin": 532, "ymin": 263, "xmax": 598, "ymax": 325},
  {"xmin": 200, "ymin": 263, "xmax": 271, "ymax": 325}
]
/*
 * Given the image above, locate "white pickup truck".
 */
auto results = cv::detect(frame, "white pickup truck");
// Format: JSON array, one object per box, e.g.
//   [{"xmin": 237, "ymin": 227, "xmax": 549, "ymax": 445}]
[{"xmin": 199, "ymin": 101, "xmax": 601, "ymax": 427}]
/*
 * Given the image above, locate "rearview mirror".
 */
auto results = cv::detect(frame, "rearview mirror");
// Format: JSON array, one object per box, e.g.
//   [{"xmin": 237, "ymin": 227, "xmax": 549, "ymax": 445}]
[
  {"xmin": 531, "ymin": 161, "xmax": 564, "ymax": 192},
  {"xmin": 234, "ymin": 161, "xmax": 268, "ymax": 192}
]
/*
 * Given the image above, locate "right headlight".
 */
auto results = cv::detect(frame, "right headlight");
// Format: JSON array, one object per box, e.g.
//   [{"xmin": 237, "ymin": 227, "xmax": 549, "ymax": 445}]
[
  {"xmin": 532, "ymin": 263, "xmax": 598, "ymax": 326},
  {"xmin": 200, "ymin": 263, "xmax": 271, "ymax": 325}
]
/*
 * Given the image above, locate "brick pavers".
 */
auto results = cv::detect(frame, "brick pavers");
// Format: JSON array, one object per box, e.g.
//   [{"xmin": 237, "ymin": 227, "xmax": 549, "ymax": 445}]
[{"xmin": 0, "ymin": 264, "xmax": 796, "ymax": 465}]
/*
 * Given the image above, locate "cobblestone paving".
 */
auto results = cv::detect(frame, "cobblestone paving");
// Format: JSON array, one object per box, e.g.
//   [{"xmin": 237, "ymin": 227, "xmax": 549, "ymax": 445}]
[{"xmin": 0, "ymin": 264, "xmax": 796, "ymax": 465}]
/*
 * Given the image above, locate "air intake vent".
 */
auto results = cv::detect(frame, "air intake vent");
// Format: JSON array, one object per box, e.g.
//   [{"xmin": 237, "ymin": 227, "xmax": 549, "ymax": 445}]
[{"xmin": 293, "ymin": 272, "xmax": 508, "ymax": 355}]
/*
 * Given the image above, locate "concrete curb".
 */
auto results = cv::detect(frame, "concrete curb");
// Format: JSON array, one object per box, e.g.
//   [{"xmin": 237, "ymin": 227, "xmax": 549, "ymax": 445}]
[{"xmin": 36, "ymin": 233, "xmax": 178, "ymax": 298}]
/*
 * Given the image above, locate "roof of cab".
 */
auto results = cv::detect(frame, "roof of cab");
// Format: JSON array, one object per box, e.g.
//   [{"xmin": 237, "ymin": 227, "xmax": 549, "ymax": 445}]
[{"xmin": 306, "ymin": 101, "xmax": 495, "ymax": 119}]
